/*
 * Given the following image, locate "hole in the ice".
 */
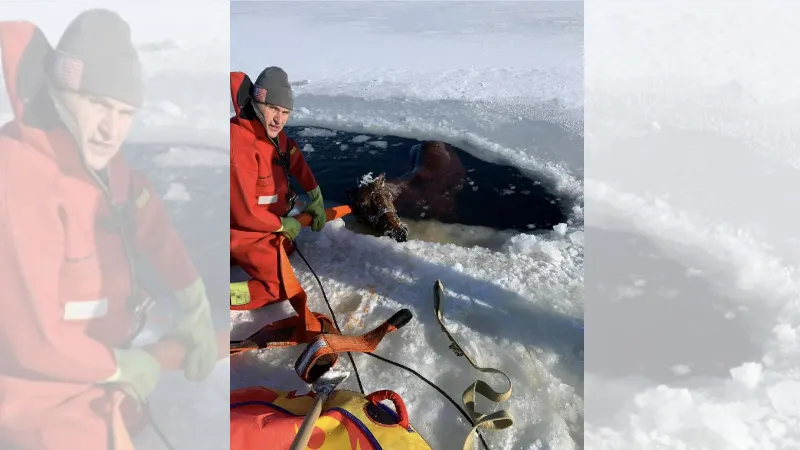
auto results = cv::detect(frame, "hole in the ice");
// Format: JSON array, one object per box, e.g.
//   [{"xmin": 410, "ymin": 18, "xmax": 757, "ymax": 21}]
[
  {"xmin": 287, "ymin": 126, "xmax": 569, "ymax": 249},
  {"xmin": 586, "ymin": 227, "xmax": 769, "ymax": 386}
]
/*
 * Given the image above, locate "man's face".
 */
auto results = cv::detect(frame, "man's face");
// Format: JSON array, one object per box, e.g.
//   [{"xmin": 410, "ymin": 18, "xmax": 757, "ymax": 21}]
[
  {"xmin": 256, "ymin": 103, "xmax": 291, "ymax": 138},
  {"xmin": 59, "ymin": 90, "xmax": 137, "ymax": 170}
]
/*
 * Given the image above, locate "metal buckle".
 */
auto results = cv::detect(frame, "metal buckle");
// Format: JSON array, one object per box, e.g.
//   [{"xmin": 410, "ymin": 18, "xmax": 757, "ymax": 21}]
[
  {"xmin": 286, "ymin": 190, "xmax": 298, "ymax": 212},
  {"xmin": 127, "ymin": 295, "xmax": 155, "ymax": 343}
]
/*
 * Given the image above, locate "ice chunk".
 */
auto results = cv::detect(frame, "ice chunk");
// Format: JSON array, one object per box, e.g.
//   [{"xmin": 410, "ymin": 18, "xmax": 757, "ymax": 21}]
[
  {"xmin": 368, "ymin": 140, "xmax": 388, "ymax": 149},
  {"xmin": 568, "ymin": 230, "xmax": 584, "ymax": 246},
  {"xmin": 164, "ymin": 182, "xmax": 191, "ymax": 202},
  {"xmin": 729, "ymin": 362, "xmax": 762, "ymax": 389},
  {"xmin": 768, "ymin": 380, "xmax": 800, "ymax": 417},
  {"xmin": 297, "ymin": 127, "xmax": 337, "ymax": 137}
]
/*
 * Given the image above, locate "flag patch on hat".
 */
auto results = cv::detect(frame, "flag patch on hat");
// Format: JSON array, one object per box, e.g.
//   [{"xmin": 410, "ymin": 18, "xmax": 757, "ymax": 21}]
[
  {"xmin": 251, "ymin": 85, "xmax": 268, "ymax": 103},
  {"xmin": 52, "ymin": 52, "xmax": 84, "ymax": 91}
]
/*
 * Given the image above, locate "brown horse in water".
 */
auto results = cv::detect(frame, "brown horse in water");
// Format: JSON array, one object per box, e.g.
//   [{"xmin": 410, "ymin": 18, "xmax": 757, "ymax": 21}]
[{"xmin": 346, "ymin": 140, "xmax": 466, "ymax": 242}]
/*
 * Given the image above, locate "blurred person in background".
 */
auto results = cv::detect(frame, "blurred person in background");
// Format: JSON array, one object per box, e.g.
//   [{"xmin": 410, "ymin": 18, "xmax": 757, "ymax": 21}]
[{"xmin": 0, "ymin": 8, "xmax": 217, "ymax": 448}]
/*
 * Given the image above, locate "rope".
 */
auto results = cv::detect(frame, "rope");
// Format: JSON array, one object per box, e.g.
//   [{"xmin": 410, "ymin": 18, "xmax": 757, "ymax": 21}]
[{"xmin": 144, "ymin": 401, "xmax": 176, "ymax": 450}]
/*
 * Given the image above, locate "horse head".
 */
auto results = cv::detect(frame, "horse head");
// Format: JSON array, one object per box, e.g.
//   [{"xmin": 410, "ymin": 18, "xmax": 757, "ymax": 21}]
[{"xmin": 346, "ymin": 172, "xmax": 409, "ymax": 242}]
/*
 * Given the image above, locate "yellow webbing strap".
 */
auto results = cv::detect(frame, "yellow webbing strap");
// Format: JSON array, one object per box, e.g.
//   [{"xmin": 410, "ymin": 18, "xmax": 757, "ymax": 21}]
[{"xmin": 433, "ymin": 280, "xmax": 514, "ymax": 450}]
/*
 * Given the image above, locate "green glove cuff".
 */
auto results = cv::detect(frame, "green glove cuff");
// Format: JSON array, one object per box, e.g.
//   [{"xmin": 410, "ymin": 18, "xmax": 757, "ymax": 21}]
[
  {"xmin": 304, "ymin": 186, "xmax": 326, "ymax": 232},
  {"xmin": 101, "ymin": 348, "xmax": 161, "ymax": 383},
  {"xmin": 279, "ymin": 216, "xmax": 302, "ymax": 240},
  {"xmin": 103, "ymin": 363, "xmax": 123, "ymax": 383},
  {"xmin": 307, "ymin": 187, "xmax": 323, "ymax": 208},
  {"xmin": 99, "ymin": 348, "xmax": 162, "ymax": 404},
  {"xmin": 167, "ymin": 279, "xmax": 218, "ymax": 381}
]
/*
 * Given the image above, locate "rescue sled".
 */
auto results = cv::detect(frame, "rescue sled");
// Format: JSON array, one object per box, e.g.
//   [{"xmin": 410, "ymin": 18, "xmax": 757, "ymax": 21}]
[{"xmin": 232, "ymin": 386, "xmax": 434, "ymax": 450}]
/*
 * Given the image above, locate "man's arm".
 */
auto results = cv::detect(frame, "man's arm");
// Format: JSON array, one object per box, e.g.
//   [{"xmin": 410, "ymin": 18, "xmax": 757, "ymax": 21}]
[
  {"xmin": 128, "ymin": 169, "xmax": 200, "ymax": 292},
  {"xmin": 287, "ymin": 137, "xmax": 319, "ymax": 193},
  {"xmin": 0, "ymin": 158, "xmax": 117, "ymax": 382},
  {"xmin": 231, "ymin": 129, "xmax": 283, "ymax": 233}
]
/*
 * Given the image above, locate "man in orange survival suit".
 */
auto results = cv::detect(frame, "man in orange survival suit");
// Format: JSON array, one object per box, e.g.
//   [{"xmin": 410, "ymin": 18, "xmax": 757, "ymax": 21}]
[
  {"xmin": 0, "ymin": 9, "xmax": 218, "ymax": 448},
  {"xmin": 230, "ymin": 67, "xmax": 327, "ymax": 309}
]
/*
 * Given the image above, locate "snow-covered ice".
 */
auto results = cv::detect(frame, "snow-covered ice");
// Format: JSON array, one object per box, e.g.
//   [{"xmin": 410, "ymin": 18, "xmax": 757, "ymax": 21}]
[
  {"xmin": 585, "ymin": 2, "xmax": 800, "ymax": 450},
  {"xmin": 231, "ymin": 2, "xmax": 583, "ymax": 449}
]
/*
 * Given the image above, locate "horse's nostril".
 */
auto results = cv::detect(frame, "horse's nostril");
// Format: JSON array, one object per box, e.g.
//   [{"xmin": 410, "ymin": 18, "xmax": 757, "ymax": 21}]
[{"xmin": 389, "ymin": 226, "xmax": 408, "ymax": 243}]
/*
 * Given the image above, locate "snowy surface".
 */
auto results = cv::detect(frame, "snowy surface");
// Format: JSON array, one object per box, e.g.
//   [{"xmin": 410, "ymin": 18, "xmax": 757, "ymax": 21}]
[
  {"xmin": 585, "ymin": 2, "xmax": 800, "ymax": 450},
  {"xmin": 231, "ymin": 2, "xmax": 584, "ymax": 450},
  {"xmin": 1, "ymin": 2, "xmax": 230, "ymax": 449}
]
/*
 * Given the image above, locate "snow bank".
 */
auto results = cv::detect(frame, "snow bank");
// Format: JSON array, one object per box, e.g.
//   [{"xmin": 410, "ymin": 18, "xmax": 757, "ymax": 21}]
[{"xmin": 585, "ymin": 2, "xmax": 800, "ymax": 449}]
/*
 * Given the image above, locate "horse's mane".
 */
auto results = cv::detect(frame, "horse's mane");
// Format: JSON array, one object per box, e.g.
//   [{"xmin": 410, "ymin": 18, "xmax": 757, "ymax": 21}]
[{"xmin": 381, "ymin": 181, "xmax": 404, "ymax": 200}]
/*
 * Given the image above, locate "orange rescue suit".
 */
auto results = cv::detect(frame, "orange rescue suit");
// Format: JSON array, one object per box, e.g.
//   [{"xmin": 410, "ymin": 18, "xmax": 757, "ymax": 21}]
[
  {"xmin": 230, "ymin": 71, "xmax": 319, "ymax": 309},
  {"xmin": 0, "ymin": 21, "xmax": 200, "ymax": 448}
]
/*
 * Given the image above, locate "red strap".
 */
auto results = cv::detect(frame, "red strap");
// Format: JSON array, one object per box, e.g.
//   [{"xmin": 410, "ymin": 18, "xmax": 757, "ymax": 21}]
[
  {"xmin": 229, "ymin": 313, "xmax": 337, "ymax": 355},
  {"xmin": 293, "ymin": 309, "xmax": 412, "ymax": 382},
  {"xmin": 365, "ymin": 390, "xmax": 410, "ymax": 429}
]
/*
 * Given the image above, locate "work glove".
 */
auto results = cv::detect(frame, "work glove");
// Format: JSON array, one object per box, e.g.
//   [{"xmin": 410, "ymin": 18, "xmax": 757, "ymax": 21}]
[
  {"xmin": 304, "ymin": 186, "xmax": 327, "ymax": 232},
  {"xmin": 278, "ymin": 216, "xmax": 302, "ymax": 240},
  {"xmin": 99, "ymin": 348, "xmax": 162, "ymax": 407},
  {"xmin": 165, "ymin": 278, "xmax": 218, "ymax": 381}
]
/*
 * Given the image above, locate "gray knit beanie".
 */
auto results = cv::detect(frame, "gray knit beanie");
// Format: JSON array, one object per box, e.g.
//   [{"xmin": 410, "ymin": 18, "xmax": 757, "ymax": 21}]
[
  {"xmin": 48, "ymin": 9, "xmax": 143, "ymax": 107},
  {"xmin": 251, "ymin": 66, "xmax": 293, "ymax": 110}
]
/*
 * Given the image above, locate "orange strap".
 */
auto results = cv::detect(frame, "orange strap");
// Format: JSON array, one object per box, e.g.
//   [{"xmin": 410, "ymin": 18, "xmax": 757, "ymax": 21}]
[
  {"xmin": 294, "ymin": 205, "xmax": 351, "ymax": 228},
  {"xmin": 232, "ymin": 308, "xmax": 413, "ymax": 382},
  {"xmin": 229, "ymin": 312, "xmax": 337, "ymax": 354},
  {"xmin": 293, "ymin": 309, "xmax": 412, "ymax": 383},
  {"xmin": 145, "ymin": 329, "xmax": 230, "ymax": 369}
]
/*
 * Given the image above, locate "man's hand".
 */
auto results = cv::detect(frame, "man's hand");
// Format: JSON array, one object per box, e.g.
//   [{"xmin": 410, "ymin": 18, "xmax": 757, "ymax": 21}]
[
  {"xmin": 99, "ymin": 348, "xmax": 162, "ymax": 406},
  {"xmin": 166, "ymin": 278, "xmax": 218, "ymax": 381},
  {"xmin": 304, "ymin": 186, "xmax": 326, "ymax": 232},
  {"xmin": 278, "ymin": 216, "xmax": 302, "ymax": 240}
]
